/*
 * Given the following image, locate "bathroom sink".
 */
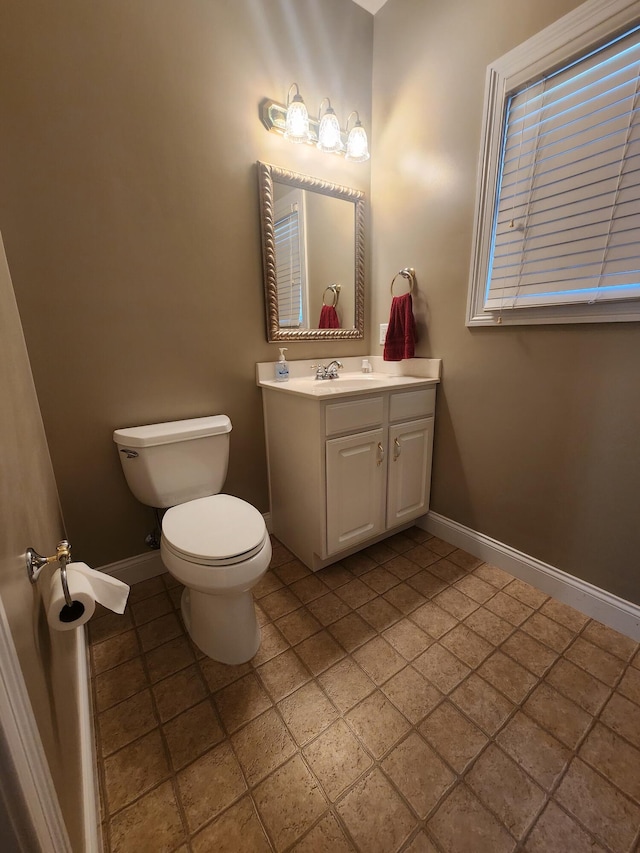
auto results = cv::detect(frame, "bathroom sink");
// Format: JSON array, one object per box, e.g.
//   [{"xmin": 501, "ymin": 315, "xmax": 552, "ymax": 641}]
[
  {"xmin": 338, "ymin": 373, "xmax": 388, "ymax": 381},
  {"xmin": 259, "ymin": 370, "xmax": 437, "ymax": 398},
  {"xmin": 256, "ymin": 356, "xmax": 441, "ymax": 399},
  {"xmin": 320, "ymin": 373, "xmax": 390, "ymax": 392}
]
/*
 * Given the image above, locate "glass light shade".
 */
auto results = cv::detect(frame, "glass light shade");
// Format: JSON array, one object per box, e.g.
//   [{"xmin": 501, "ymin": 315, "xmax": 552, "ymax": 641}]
[
  {"xmin": 284, "ymin": 97, "xmax": 310, "ymax": 143},
  {"xmin": 345, "ymin": 123, "xmax": 370, "ymax": 162},
  {"xmin": 317, "ymin": 108, "xmax": 343, "ymax": 153}
]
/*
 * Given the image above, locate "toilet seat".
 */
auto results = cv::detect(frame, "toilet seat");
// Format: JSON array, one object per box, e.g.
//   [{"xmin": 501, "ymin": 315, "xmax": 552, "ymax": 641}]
[{"xmin": 162, "ymin": 494, "xmax": 268, "ymax": 566}]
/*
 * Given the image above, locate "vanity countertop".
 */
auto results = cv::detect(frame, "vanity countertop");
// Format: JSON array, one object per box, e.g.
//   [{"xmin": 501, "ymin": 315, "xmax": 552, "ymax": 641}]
[{"xmin": 256, "ymin": 356, "xmax": 441, "ymax": 399}]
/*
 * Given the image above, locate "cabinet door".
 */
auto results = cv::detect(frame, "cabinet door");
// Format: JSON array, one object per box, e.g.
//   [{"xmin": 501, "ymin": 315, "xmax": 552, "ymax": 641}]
[
  {"xmin": 326, "ymin": 428, "xmax": 386, "ymax": 555},
  {"xmin": 387, "ymin": 417, "xmax": 433, "ymax": 527}
]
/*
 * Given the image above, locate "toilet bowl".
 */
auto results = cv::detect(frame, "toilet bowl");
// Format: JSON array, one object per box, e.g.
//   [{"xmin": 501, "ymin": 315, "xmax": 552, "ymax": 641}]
[
  {"xmin": 160, "ymin": 494, "xmax": 271, "ymax": 663},
  {"xmin": 113, "ymin": 415, "xmax": 271, "ymax": 665}
]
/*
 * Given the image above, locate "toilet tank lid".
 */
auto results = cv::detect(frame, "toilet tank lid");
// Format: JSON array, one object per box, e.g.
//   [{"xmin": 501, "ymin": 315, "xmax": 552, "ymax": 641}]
[{"xmin": 113, "ymin": 415, "xmax": 231, "ymax": 448}]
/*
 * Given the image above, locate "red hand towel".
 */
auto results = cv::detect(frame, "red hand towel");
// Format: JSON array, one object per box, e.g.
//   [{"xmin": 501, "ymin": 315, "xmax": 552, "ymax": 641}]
[
  {"xmin": 383, "ymin": 292, "xmax": 415, "ymax": 361},
  {"xmin": 318, "ymin": 305, "xmax": 340, "ymax": 329}
]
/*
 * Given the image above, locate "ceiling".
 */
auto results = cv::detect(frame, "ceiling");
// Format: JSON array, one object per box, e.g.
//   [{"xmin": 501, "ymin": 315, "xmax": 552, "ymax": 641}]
[{"xmin": 351, "ymin": 0, "xmax": 389, "ymax": 13}]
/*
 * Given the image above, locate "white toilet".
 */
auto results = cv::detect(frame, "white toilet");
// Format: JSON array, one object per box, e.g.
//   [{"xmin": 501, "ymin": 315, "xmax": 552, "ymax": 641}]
[{"xmin": 113, "ymin": 415, "xmax": 271, "ymax": 664}]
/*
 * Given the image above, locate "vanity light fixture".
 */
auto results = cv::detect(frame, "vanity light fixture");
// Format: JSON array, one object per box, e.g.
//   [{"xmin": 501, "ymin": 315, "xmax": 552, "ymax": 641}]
[
  {"xmin": 283, "ymin": 83, "xmax": 310, "ymax": 144},
  {"xmin": 317, "ymin": 98, "xmax": 343, "ymax": 154},
  {"xmin": 260, "ymin": 84, "xmax": 369, "ymax": 163},
  {"xmin": 345, "ymin": 111, "xmax": 370, "ymax": 162}
]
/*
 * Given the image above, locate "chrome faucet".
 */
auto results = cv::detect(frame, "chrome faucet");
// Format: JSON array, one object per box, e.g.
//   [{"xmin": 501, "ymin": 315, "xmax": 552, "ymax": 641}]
[{"xmin": 313, "ymin": 359, "xmax": 344, "ymax": 380}]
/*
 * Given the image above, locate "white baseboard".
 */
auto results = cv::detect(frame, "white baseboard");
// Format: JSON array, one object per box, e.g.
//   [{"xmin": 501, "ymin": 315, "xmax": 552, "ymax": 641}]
[
  {"xmin": 420, "ymin": 511, "xmax": 640, "ymax": 642},
  {"xmin": 99, "ymin": 551, "xmax": 166, "ymax": 585},
  {"xmin": 76, "ymin": 629, "xmax": 102, "ymax": 852}
]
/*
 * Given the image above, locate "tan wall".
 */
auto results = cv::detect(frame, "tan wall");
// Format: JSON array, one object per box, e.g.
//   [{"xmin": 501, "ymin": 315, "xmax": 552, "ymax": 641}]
[
  {"xmin": 0, "ymin": 0, "xmax": 372, "ymax": 567},
  {"xmin": 0, "ymin": 234, "xmax": 84, "ymax": 850},
  {"xmin": 371, "ymin": 0, "xmax": 640, "ymax": 603}
]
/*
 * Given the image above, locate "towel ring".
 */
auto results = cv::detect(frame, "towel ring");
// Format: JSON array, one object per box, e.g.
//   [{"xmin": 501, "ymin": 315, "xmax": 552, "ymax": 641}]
[
  {"xmin": 390, "ymin": 268, "xmax": 416, "ymax": 295},
  {"xmin": 322, "ymin": 283, "xmax": 341, "ymax": 307}
]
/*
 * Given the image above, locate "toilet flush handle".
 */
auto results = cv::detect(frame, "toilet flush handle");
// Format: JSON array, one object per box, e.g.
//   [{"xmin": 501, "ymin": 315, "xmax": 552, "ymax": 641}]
[{"xmin": 120, "ymin": 449, "xmax": 138, "ymax": 459}]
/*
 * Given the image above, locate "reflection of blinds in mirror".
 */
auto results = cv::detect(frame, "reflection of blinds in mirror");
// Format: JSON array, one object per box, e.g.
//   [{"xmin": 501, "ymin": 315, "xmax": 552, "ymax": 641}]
[
  {"xmin": 274, "ymin": 204, "xmax": 303, "ymax": 327},
  {"xmin": 486, "ymin": 25, "xmax": 640, "ymax": 311}
]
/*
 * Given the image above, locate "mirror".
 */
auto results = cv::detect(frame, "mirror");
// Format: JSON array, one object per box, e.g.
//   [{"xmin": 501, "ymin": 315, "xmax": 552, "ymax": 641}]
[{"xmin": 258, "ymin": 161, "xmax": 365, "ymax": 341}]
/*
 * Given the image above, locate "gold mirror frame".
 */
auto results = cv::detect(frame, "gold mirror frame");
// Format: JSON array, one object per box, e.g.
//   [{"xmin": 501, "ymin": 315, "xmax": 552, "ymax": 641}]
[{"xmin": 258, "ymin": 161, "xmax": 365, "ymax": 342}]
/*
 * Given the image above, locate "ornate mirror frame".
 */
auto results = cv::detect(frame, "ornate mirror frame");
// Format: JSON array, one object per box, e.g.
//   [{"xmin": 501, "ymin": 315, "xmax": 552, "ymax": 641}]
[{"xmin": 258, "ymin": 161, "xmax": 365, "ymax": 342}]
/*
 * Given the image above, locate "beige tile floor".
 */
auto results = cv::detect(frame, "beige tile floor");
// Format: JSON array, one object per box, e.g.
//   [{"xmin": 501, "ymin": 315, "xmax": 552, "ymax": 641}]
[{"xmin": 90, "ymin": 527, "xmax": 640, "ymax": 853}]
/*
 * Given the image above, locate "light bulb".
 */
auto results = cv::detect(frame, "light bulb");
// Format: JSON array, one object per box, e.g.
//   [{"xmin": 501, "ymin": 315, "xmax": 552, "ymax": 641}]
[
  {"xmin": 345, "ymin": 118, "xmax": 370, "ymax": 162},
  {"xmin": 284, "ymin": 85, "xmax": 309, "ymax": 144},
  {"xmin": 317, "ymin": 103, "xmax": 343, "ymax": 153}
]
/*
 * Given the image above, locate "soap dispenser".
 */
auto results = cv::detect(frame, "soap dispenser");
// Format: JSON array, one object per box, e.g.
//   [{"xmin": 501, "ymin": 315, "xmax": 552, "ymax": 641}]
[{"xmin": 275, "ymin": 348, "xmax": 289, "ymax": 382}]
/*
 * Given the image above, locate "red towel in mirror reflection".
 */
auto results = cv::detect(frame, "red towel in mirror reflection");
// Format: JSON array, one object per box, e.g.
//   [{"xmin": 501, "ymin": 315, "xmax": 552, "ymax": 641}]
[
  {"xmin": 318, "ymin": 305, "xmax": 340, "ymax": 328},
  {"xmin": 383, "ymin": 292, "xmax": 416, "ymax": 361}
]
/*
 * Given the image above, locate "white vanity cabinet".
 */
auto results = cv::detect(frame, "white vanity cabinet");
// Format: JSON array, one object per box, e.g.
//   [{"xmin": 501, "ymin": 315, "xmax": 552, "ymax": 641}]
[
  {"xmin": 325, "ymin": 427, "xmax": 386, "ymax": 553},
  {"xmin": 387, "ymin": 416, "xmax": 434, "ymax": 526},
  {"xmin": 261, "ymin": 381, "xmax": 437, "ymax": 571}
]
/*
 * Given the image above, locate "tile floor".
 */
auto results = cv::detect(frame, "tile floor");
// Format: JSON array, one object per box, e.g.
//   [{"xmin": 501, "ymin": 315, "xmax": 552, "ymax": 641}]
[{"xmin": 89, "ymin": 527, "xmax": 640, "ymax": 853}]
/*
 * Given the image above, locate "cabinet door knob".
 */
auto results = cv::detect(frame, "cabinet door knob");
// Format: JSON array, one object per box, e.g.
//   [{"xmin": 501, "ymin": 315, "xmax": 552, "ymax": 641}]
[
  {"xmin": 393, "ymin": 437, "xmax": 401, "ymax": 460},
  {"xmin": 377, "ymin": 442, "xmax": 384, "ymax": 466}
]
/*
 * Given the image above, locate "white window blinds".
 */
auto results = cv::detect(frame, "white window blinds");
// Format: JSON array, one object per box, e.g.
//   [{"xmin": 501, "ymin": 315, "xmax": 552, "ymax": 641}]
[
  {"xmin": 274, "ymin": 204, "xmax": 303, "ymax": 327},
  {"xmin": 486, "ymin": 24, "xmax": 640, "ymax": 311}
]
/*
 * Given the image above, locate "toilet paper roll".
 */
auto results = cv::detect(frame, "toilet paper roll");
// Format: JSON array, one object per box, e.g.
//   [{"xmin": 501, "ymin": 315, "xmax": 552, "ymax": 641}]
[{"xmin": 46, "ymin": 562, "xmax": 130, "ymax": 632}]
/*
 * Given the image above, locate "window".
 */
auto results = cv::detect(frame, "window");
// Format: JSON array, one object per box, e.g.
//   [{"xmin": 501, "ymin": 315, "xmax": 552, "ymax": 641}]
[{"xmin": 467, "ymin": 0, "xmax": 640, "ymax": 325}]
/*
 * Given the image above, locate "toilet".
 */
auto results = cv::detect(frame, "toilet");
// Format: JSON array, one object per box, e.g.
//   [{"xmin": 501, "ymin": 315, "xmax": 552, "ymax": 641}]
[{"xmin": 113, "ymin": 415, "xmax": 271, "ymax": 664}]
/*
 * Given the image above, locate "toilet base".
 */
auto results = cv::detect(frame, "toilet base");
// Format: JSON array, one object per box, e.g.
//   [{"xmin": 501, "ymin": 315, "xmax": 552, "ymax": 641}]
[{"xmin": 181, "ymin": 587, "xmax": 261, "ymax": 665}]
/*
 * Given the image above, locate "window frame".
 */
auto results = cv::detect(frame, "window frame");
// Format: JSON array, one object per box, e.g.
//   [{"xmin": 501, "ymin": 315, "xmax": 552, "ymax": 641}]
[
  {"xmin": 273, "ymin": 187, "xmax": 309, "ymax": 329},
  {"xmin": 466, "ymin": 0, "xmax": 640, "ymax": 326}
]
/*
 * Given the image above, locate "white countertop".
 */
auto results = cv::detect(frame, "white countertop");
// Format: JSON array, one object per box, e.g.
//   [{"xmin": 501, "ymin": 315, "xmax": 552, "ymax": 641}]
[{"xmin": 256, "ymin": 356, "xmax": 441, "ymax": 399}]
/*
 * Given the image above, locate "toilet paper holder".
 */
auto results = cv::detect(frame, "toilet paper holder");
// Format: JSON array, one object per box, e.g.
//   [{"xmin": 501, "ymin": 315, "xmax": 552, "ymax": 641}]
[{"xmin": 26, "ymin": 540, "xmax": 73, "ymax": 608}]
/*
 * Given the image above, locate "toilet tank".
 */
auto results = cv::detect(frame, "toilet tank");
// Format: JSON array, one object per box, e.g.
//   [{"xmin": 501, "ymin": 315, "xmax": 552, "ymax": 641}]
[{"xmin": 113, "ymin": 415, "xmax": 232, "ymax": 508}]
